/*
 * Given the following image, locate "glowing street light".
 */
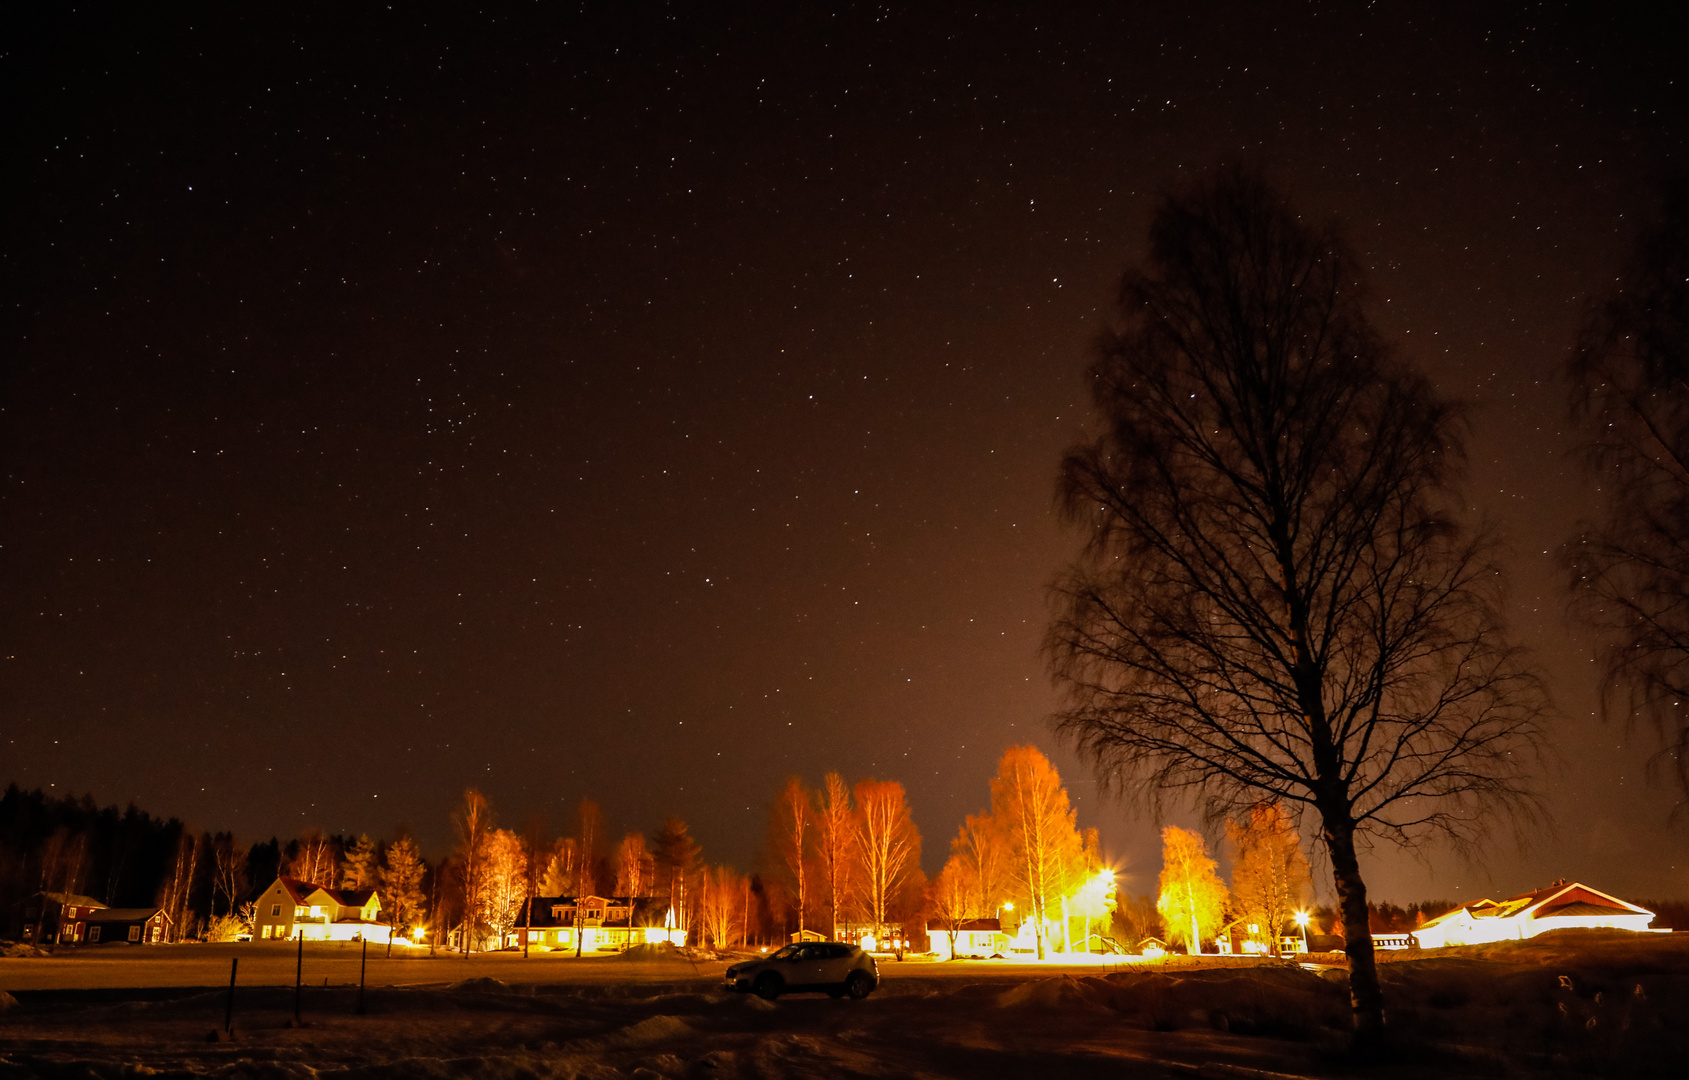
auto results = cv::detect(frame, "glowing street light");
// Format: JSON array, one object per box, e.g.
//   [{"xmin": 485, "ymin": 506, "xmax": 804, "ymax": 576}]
[{"xmin": 1294, "ymin": 910, "xmax": 1310, "ymax": 954}]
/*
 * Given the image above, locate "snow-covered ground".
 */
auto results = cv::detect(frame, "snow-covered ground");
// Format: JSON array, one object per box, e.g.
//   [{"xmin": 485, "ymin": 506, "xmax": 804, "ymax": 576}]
[{"xmin": 1, "ymin": 931, "xmax": 1684, "ymax": 1077}]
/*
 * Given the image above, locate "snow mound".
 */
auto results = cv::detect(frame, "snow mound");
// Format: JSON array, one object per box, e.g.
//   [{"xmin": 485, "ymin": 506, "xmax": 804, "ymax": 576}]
[
  {"xmin": 995, "ymin": 976, "xmax": 1110, "ymax": 1012},
  {"xmin": 0, "ymin": 942, "xmax": 48, "ymax": 958},
  {"xmin": 741, "ymin": 993, "xmax": 777, "ymax": 1011},
  {"xmin": 448, "ymin": 976, "xmax": 512, "ymax": 993},
  {"xmin": 604, "ymin": 1015, "xmax": 693, "ymax": 1047}
]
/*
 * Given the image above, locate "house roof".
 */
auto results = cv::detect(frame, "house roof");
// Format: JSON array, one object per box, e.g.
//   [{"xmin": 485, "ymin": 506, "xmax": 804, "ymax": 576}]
[
  {"xmin": 274, "ymin": 877, "xmax": 319, "ymax": 904},
  {"xmin": 318, "ymin": 887, "xmax": 378, "ymax": 908},
  {"xmin": 39, "ymin": 892, "xmax": 107, "ymax": 909},
  {"xmin": 1419, "ymin": 880, "xmax": 1652, "ymax": 931},
  {"xmin": 85, "ymin": 907, "xmax": 169, "ymax": 924}
]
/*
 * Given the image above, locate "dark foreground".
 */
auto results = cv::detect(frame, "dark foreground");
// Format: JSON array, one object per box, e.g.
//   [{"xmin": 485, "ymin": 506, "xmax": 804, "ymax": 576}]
[{"xmin": 0, "ymin": 931, "xmax": 1684, "ymax": 1078}]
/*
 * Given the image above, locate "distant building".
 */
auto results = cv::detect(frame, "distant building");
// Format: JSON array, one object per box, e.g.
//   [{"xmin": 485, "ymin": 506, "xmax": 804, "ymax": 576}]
[
  {"xmin": 512, "ymin": 895, "xmax": 683, "ymax": 951},
  {"xmin": 788, "ymin": 928, "xmax": 828, "ymax": 944},
  {"xmin": 925, "ymin": 917, "xmax": 1004, "ymax": 958},
  {"xmin": 251, "ymin": 877, "xmax": 389, "ymax": 943},
  {"xmin": 15, "ymin": 892, "xmax": 107, "ymax": 945},
  {"xmin": 1413, "ymin": 880, "xmax": 1661, "ymax": 949},
  {"xmin": 83, "ymin": 907, "xmax": 171, "ymax": 945}
]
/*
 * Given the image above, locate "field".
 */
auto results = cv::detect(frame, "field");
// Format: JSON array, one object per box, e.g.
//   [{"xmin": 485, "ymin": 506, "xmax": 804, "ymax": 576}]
[{"xmin": 2, "ymin": 930, "xmax": 1685, "ymax": 1078}]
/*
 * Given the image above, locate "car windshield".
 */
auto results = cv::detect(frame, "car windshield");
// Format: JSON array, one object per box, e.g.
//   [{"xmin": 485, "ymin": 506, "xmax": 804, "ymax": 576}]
[{"xmin": 769, "ymin": 944, "xmax": 803, "ymax": 961}]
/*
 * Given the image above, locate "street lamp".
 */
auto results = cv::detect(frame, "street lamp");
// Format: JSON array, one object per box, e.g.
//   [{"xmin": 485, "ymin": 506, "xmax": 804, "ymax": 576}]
[{"xmin": 1294, "ymin": 910, "xmax": 1310, "ymax": 954}]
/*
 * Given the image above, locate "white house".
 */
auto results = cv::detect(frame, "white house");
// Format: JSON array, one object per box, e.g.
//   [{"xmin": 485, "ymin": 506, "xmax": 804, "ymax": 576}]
[
  {"xmin": 1413, "ymin": 880, "xmax": 1661, "ymax": 949},
  {"xmin": 252, "ymin": 877, "xmax": 390, "ymax": 943},
  {"xmin": 926, "ymin": 917, "xmax": 1004, "ymax": 958}
]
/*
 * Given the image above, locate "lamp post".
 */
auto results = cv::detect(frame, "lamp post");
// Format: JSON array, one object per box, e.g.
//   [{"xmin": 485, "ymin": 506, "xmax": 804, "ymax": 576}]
[{"xmin": 1294, "ymin": 910, "xmax": 1310, "ymax": 955}]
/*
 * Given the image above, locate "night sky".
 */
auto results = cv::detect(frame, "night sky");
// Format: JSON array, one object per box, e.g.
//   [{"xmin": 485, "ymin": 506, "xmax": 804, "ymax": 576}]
[{"xmin": 6, "ymin": 2, "xmax": 1687, "ymax": 905}]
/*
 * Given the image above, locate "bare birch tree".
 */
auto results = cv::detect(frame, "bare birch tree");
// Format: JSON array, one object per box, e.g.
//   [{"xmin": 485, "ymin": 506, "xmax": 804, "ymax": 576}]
[
  {"xmin": 813, "ymin": 772, "xmax": 854, "ymax": 939},
  {"xmin": 988, "ymin": 745, "xmax": 1084, "ymax": 959},
  {"xmin": 574, "ymin": 798, "xmax": 604, "ymax": 897},
  {"xmin": 768, "ymin": 776, "xmax": 812, "ymax": 935},
  {"xmin": 1048, "ymin": 168, "xmax": 1546, "ymax": 1049},
  {"xmin": 951, "ymin": 812, "xmax": 1011, "ymax": 922},
  {"xmin": 1226, "ymin": 801, "xmax": 1311, "ymax": 956},
  {"xmin": 1565, "ymin": 179, "xmax": 1689, "ymax": 799},
  {"xmin": 851, "ymin": 778, "xmax": 920, "ymax": 943},
  {"xmin": 452, "ymin": 788, "xmax": 492, "ymax": 955}
]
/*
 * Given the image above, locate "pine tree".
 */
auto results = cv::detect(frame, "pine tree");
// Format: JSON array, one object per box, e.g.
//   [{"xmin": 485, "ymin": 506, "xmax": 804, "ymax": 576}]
[{"xmin": 381, "ymin": 834, "xmax": 427, "ymax": 938}]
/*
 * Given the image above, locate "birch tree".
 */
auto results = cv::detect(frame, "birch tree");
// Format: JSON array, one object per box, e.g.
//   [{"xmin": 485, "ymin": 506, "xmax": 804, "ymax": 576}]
[
  {"xmin": 768, "ymin": 776, "xmax": 812, "ymax": 935},
  {"xmin": 951, "ymin": 812, "xmax": 1011, "ymax": 922},
  {"xmin": 813, "ymin": 772, "xmax": 855, "ymax": 939},
  {"xmin": 851, "ymin": 778, "xmax": 920, "ymax": 942},
  {"xmin": 1156, "ymin": 826, "xmax": 1227, "ymax": 954},
  {"xmin": 1226, "ymin": 802, "xmax": 1311, "ymax": 956},
  {"xmin": 988, "ymin": 745, "xmax": 1084, "ymax": 959},
  {"xmin": 452, "ymin": 788, "xmax": 492, "ymax": 955},
  {"xmin": 1049, "ymin": 168, "xmax": 1545, "ymax": 1048}
]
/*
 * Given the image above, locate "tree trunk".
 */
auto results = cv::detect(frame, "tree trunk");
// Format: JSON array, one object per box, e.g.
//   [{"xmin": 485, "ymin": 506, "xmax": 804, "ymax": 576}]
[{"xmin": 1321, "ymin": 810, "xmax": 1386, "ymax": 1053}]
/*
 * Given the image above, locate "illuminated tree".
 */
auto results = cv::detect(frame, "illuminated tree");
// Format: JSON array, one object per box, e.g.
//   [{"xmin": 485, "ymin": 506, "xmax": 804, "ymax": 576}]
[
  {"xmin": 541, "ymin": 838, "xmax": 579, "ymax": 896},
  {"xmin": 1049, "ymin": 169, "xmax": 1545, "ymax": 1046},
  {"xmin": 1066, "ymin": 829, "xmax": 1115, "ymax": 953},
  {"xmin": 989, "ymin": 745, "xmax": 1084, "ymax": 959},
  {"xmin": 1565, "ymin": 179, "xmax": 1689, "ymax": 798},
  {"xmin": 573, "ymin": 797, "xmax": 605, "ymax": 897},
  {"xmin": 211, "ymin": 832, "xmax": 246, "ymax": 918},
  {"xmin": 613, "ymin": 832, "xmax": 652, "ymax": 897},
  {"xmin": 483, "ymin": 828, "xmax": 528, "ymax": 944},
  {"xmin": 768, "ymin": 776, "xmax": 813, "ymax": 934},
  {"xmin": 341, "ymin": 833, "xmax": 378, "ymax": 891},
  {"xmin": 380, "ymin": 834, "xmax": 427, "ymax": 938},
  {"xmin": 951, "ymin": 812, "xmax": 1011, "ymax": 923},
  {"xmin": 1156, "ymin": 826, "xmax": 1227, "ymax": 954},
  {"xmin": 813, "ymin": 772, "xmax": 855, "ymax": 938},
  {"xmin": 289, "ymin": 830, "xmax": 336, "ymax": 886},
  {"xmin": 697, "ymin": 864, "xmax": 744, "ymax": 948},
  {"xmin": 928, "ymin": 855, "xmax": 975, "ymax": 957},
  {"xmin": 650, "ymin": 816, "xmax": 700, "ymax": 936},
  {"xmin": 1226, "ymin": 802, "xmax": 1311, "ymax": 956},
  {"xmin": 851, "ymin": 778, "xmax": 921, "ymax": 942},
  {"xmin": 452, "ymin": 788, "xmax": 493, "ymax": 955}
]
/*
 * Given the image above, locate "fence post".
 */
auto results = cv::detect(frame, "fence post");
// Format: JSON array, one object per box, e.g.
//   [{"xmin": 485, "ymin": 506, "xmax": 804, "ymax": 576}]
[
  {"xmin": 357, "ymin": 937, "xmax": 368, "ymax": 1015},
  {"xmin": 224, "ymin": 956, "xmax": 238, "ymax": 1034},
  {"xmin": 293, "ymin": 933, "xmax": 304, "ymax": 1025}
]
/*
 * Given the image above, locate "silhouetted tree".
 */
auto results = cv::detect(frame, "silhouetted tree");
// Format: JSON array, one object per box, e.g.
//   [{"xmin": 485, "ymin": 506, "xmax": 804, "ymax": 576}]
[
  {"xmin": 1565, "ymin": 178, "xmax": 1689, "ymax": 801},
  {"xmin": 1048, "ymin": 169, "xmax": 1546, "ymax": 1050}
]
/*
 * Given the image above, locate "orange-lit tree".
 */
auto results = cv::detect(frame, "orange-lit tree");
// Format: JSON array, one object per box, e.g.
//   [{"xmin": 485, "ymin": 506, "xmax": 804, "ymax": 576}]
[
  {"xmin": 452, "ymin": 788, "xmax": 492, "ymax": 955},
  {"xmin": 541, "ymin": 837, "xmax": 579, "ymax": 897},
  {"xmin": 289, "ymin": 829, "xmax": 336, "ymax": 887},
  {"xmin": 341, "ymin": 833, "xmax": 378, "ymax": 891},
  {"xmin": 768, "ymin": 776, "xmax": 813, "ymax": 936},
  {"xmin": 988, "ymin": 745, "xmax": 1084, "ymax": 959},
  {"xmin": 380, "ymin": 833, "xmax": 427, "ymax": 940},
  {"xmin": 928, "ymin": 855, "xmax": 974, "ymax": 957},
  {"xmin": 851, "ymin": 778, "xmax": 921, "ymax": 945},
  {"xmin": 1049, "ymin": 169, "xmax": 1545, "ymax": 1048},
  {"xmin": 1156, "ymin": 826, "xmax": 1227, "ymax": 954},
  {"xmin": 813, "ymin": 772, "xmax": 854, "ymax": 939},
  {"xmin": 951, "ymin": 812, "xmax": 1011, "ymax": 925},
  {"xmin": 483, "ymin": 828, "xmax": 528, "ymax": 946},
  {"xmin": 1226, "ymin": 802, "xmax": 1310, "ymax": 956},
  {"xmin": 574, "ymin": 798, "xmax": 605, "ymax": 898},
  {"xmin": 697, "ymin": 864, "xmax": 744, "ymax": 948}
]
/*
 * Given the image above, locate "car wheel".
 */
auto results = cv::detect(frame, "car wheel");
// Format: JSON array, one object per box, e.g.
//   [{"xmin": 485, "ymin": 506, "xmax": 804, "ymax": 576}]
[
  {"xmin": 754, "ymin": 972, "xmax": 784, "ymax": 1000},
  {"xmin": 845, "ymin": 971, "xmax": 874, "ymax": 999}
]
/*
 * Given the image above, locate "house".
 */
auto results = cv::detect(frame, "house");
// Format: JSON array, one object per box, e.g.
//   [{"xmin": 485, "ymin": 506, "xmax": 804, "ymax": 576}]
[
  {"xmin": 788, "ymin": 928, "xmax": 828, "ymax": 944},
  {"xmin": 14, "ymin": 892, "xmax": 108, "ymax": 945},
  {"xmin": 83, "ymin": 907, "xmax": 171, "ymax": 945},
  {"xmin": 513, "ymin": 895, "xmax": 684, "ymax": 951},
  {"xmin": 1413, "ymin": 880, "xmax": 1662, "ymax": 949},
  {"xmin": 251, "ymin": 877, "xmax": 390, "ymax": 943},
  {"xmin": 926, "ymin": 917, "xmax": 1003, "ymax": 959}
]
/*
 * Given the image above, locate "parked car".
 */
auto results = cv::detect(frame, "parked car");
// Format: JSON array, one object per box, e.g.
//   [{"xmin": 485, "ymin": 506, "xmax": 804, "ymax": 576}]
[{"xmin": 724, "ymin": 942, "xmax": 879, "ymax": 1000}]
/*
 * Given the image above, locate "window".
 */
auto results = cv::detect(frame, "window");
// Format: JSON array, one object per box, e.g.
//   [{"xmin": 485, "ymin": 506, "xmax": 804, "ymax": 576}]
[
  {"xmin": 271, "ymin": 904, "xmax": 281, "ymax": 917},
  {"xmin": 90, "ymin": 926, "xmax": 101, "ymax": 943},
  {"xmin": 128, "ymin": 926, "xmax": 141, "ymax": 942}
]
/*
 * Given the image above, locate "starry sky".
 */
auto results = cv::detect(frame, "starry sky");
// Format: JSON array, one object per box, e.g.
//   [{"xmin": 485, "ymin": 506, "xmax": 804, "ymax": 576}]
[{"xmin": 5, "ymin": 2, "xmax": 1687, "ymax": 905}]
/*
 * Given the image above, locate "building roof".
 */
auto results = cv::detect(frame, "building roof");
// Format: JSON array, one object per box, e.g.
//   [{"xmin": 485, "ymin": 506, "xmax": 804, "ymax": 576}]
[
  {"xmin": 318, "ymin": 887, "xmax": 378, "ymax": 908},
  {"xmin": 926, "ymin": 918, "xmax": 1002, "ymax": 932},
  {"xmin": 85, "ymin": 907, "xmax": 169, "ymax": 924},
  {"xmin": 274, "ymin": 877, "xmax": 319, "ymax": 904},
  {"xmin": 38, "ymin": 892, "xmax": 107, "ymax": 909},
  {"xmin": 1419, "ymin": 880, "xmax": 1652, "ymax": 931}
]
